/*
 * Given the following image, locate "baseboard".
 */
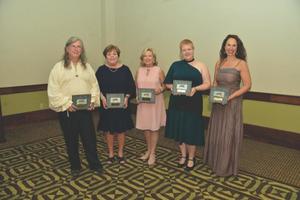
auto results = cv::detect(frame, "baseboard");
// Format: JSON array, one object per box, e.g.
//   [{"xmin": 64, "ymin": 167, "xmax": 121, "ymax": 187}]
[
  {"xmin": 3, "ymin": 109, "xmax": 57, "ymax": 129},
  {"xmin": 243, "ymin": 123, "xmax": 300, "ymax": 150},
  {"xmin": 3, "ymin": 109, "xmax": 300, "ymax": 150},
  {"xmin": 203, "ymin": 116, "xmax": 300, "ymax": 150}
]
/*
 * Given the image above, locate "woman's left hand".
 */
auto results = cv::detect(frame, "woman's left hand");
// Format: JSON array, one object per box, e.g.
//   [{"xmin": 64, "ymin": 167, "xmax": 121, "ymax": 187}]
[
  {"xmin": 227, "ymin": 94, "xmax": 235, "ymax": 101},
  {"xmin": 88, "ymin": 102, "xmax": 95, "ymax": 111},
  {"xmin": 189, "ymin": 87, "xmax": 197, "ymax": 97},
  {"xmin": 124, "ymin": 96, "xmax": 129, "ymax": 108},
  {"xmin": 154, "ymin": 87, "xmax": 162, "ymax": 95}
]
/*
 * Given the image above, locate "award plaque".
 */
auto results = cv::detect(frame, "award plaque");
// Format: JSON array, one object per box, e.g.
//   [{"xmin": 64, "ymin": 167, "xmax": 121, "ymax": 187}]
[
  {"xmin": 138, "ymin": 88, "xmax": 155, "ymax": 103},
  {"xmin": 172, "ymin": 80, "xmax": 192, "ymax": 95},
  {"xmin": 72, "ymin": 94, "xmax": 91, "ymax": 110},
  {"xmin": 106, "ymin": 93, "xmax": 125, "ymax": 108},
  {"xmin": 209, "ymin": 87, "xmax": 229, "ymax": 105}
]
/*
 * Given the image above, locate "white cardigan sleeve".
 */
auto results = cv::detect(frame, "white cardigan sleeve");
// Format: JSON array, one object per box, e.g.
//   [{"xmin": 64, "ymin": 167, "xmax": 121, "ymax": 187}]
[{"xmin": 47, "ymin": 64, "xmax": 72, "ymax": 112}]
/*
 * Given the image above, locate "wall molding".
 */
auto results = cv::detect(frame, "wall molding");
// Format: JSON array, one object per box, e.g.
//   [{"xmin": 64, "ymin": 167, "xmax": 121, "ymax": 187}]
[
  {"xmin": 0, "ymin": 84, "xmax": 47, "ymax": 95},
  {"xmin": 2, "ymin": 109, "xmax": 300, "ymax": 150},
  {"xmin": 0, "ymin": 84, "xmax": 48, "ymax": 142},
  {"xmin": 202, "ymin": 117, "xmax": 300, "ymax": 150},
  {"xmin": 0, "ymin": 84, "xmax": 299, "ymax": 105},
  {"xmin": 202, "ymin": 90, "xmax": 300, "ymax": 106},
  {"xmin": 1, "ymin": 84, "xmax": 300, "ymax": 147},
  {"xmin": 3, "ymin": 109, "xmax": 57, "ymax": 130},
  {"xmin": 0, "ymin": 99, "xmax": 5, "ymax": 142}
]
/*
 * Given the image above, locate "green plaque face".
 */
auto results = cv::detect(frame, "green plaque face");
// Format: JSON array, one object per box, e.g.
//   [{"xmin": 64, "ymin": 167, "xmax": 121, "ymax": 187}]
[
  {"xmin": 72, "ymin": 94, "xmax": 91, "ymax": 110},
  {"xmin": 106, "ymin": 93, "xmax": 125, "ymax": 108},
  {"xmin": 209, "ymin": 87, "xmax": 229, "ymax": 105},
  {"xmin": 138, "ymin": 88, "xmax": 155, "ymax": 103},
  {"xmin": 172, "ymin": 80, "xmax": 192, "ymax": 95}
]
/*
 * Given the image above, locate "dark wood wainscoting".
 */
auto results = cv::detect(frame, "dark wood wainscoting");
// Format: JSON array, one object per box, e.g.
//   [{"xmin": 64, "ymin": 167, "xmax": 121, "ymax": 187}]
[
  {"xmin": 2, "ymin": 107, "xmax": 299, "ymax": 150},
  {"xmin": 3, "ymin": 109, "xmax": 57, "ymax": 130},
  {"xmin": 1, "ymin": 84, "xmax": 300, "ymax": 149},
  {"xmin": 202, "ymin": 117, "xmax": 300, "ymax": 150}
]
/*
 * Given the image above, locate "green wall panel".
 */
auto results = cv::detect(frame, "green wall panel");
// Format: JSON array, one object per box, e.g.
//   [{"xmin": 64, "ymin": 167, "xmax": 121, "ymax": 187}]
[
  {"xmin": 1, "ymin": 91, "xmax": 49, "ymax": 116},
  {"xmin": 1, "ymin": 91, "xmax": 299, "ymax": 134}
]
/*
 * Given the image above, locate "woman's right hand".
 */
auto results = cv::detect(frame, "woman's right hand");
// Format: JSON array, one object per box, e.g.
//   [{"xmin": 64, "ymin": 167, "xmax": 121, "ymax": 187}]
[
  {"xmin": 68, "ymin": 104, "xmax": 77, "ymax": 112},
  {"xmin": 135, "ymin": 96, "xmax": 140, "ymax": 104}
]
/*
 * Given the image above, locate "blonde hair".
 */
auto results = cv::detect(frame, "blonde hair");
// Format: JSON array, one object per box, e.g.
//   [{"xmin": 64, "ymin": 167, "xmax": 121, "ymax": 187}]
[
  {"xmin": 179, "ymin": 39, "xmax": 194, "ymax": 50},
  {"xmin": 179, "ymin": 39, "xmax": 195, "ymax": 59},
  {"xmin": 140, "ymin": 48, "xmax": 158, "ymax": 67}
]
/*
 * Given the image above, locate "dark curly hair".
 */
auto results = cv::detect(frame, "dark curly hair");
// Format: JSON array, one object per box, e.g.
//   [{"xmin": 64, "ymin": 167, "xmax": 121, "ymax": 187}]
[{"xmin": 219, "ymin": 34, "xmax": 247, "ymax": 63}]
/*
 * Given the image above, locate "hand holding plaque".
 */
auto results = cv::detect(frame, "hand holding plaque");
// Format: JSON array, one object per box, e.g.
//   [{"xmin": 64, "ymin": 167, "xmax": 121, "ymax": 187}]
[
  {"xmin": 172, "ymin": 80, "xmax": 192, "ymax": 96},
  {"xmin": 138, "ymin": 88, "xmax": 155, "ymax": 103},
  {"xmin": 106, "ymin": 93, "xmax": 125, "ymax": 108},
  {"xmin": 72, "ymin": 94, "xmax": 91, "ymax": 110},
  {"xmin": 209, "ymin": 87, "xmax": 229, "ymax": 105}
]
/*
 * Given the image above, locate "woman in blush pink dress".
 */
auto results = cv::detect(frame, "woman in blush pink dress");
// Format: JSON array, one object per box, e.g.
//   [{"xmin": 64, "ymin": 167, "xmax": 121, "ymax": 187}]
[{"xmin": 135, "ymin": 48, "xmax": 166, "ymax": 166}]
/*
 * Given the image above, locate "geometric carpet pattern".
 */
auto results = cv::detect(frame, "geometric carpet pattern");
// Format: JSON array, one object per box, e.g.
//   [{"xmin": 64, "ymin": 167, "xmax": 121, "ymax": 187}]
[{"xmin": 0, "ymin": 135, "xmax": 299, "ymax": 200}]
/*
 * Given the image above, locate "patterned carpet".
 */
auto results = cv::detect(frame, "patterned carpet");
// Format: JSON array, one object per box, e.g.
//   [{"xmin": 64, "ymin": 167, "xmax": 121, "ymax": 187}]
[{"xmin": 0, "ymin": 135, "xmax": 299, "ymax": 200}]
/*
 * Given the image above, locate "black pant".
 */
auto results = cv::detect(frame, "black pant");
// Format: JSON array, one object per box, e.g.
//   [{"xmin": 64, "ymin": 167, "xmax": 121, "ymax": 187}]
[{"xmin": 58, "ymin": 110, "xmax": 101, "ymax": 170}]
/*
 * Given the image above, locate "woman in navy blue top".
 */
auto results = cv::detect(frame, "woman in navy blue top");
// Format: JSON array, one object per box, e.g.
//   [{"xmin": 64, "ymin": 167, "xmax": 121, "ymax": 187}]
[{"xmin": 96, "ymin": 45, "xmax": 136, "ymax": 164}]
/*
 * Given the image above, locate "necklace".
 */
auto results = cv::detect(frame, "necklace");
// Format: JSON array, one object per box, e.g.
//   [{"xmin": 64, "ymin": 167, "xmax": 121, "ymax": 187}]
[
  {"xmin": 74, "ymin": 65, "xmax": 79, "ymax": 77},
  {"xmin": 108, "ymin": 67, "xmax": 118, "ymax": 72},
  {"xmin": 145, "ymin": 67, "xmax": 152, "ymax": 76},
  {"xmin": 184, "ymin": 58, "xmax": 195, "ymax": 63}
]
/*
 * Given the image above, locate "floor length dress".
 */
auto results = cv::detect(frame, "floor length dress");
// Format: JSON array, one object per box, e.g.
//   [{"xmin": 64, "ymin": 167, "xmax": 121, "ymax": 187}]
[{"xmin": 204, "ymin": 67, "xmax": 243, "ymax": 176}]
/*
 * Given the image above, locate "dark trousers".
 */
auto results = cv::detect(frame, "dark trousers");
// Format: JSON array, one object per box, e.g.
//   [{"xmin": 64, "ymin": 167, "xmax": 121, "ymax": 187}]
[{"xmin": 58, "ymin": 110, "xmax": 101, "ymax": 170}]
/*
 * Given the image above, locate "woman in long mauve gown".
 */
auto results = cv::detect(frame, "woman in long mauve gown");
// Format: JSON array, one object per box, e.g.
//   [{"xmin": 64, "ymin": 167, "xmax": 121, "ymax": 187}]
[
  {"xmin": 135, "ymin": 48, "xmax": 166, "ymax": 166},
  {"xmin": 204, "ymin": 34, "xmax": 251, "ymax": 176}
]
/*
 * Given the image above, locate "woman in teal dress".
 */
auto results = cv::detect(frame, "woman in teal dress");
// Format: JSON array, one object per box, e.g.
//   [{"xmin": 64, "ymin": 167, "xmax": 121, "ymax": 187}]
[{"xmin": 164, "ymin": 39, "xmax": 211, "ymax": 170}]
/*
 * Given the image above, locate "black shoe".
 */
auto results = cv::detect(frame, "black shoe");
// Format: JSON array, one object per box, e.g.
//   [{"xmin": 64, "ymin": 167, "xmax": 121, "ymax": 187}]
[
  {"xmin": 91, "ymin": 167, "xmax": 103, "ymax": 175},
  {"xmin": 107, "ymin": 156, "xmax": 115, "ymax": 164},
  {"xmin": 185, "ymin": 158, "xmax": 196, "ymax": 171},
  {"xmin": 71, "ymin": 169, "xmax": 81, "ymax": 177},
  {"xmin": 117, "ymin": 156, "xmax": 126, "ymax": 164}
]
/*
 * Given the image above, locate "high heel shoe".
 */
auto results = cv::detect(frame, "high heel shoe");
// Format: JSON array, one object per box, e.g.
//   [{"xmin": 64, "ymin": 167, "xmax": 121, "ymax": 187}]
[
  {"xmin": 140, "ymin": 152, "xmax": 150, "ymax": 161},
  {"xmin": 117, "ymin": 156, "xmax": 126, "ymax": 164},
  {"xmin": 107, "ymin": 156, "xmax": 115, "ymax": 164},
  {"xmin": 185, "ymin": 158, "xmax": 196, "ymax": 171},
  {"xmin": 178, "ymin": 156, "xmax": 187, "ymax": 168},
  {"xmin": 148, "ymin": 154, "xmax": 156, "ymax": 166}
]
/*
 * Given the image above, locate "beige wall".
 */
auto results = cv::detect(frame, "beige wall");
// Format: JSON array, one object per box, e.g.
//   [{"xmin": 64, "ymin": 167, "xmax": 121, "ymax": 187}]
[
  {"xmin": 0, "ymin": 0, "xmax": 103, "ymax": 87},
  {"xmin": 0, "ymin": 0, "xmax": 299, "ymax": 134},
  {"xmin": 113, "ymin": 0, "xmax": 300, "ymax": 96},
  {"xmin": 1, "ymin": 0, "xmax": 299, "ymax": 95}
]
